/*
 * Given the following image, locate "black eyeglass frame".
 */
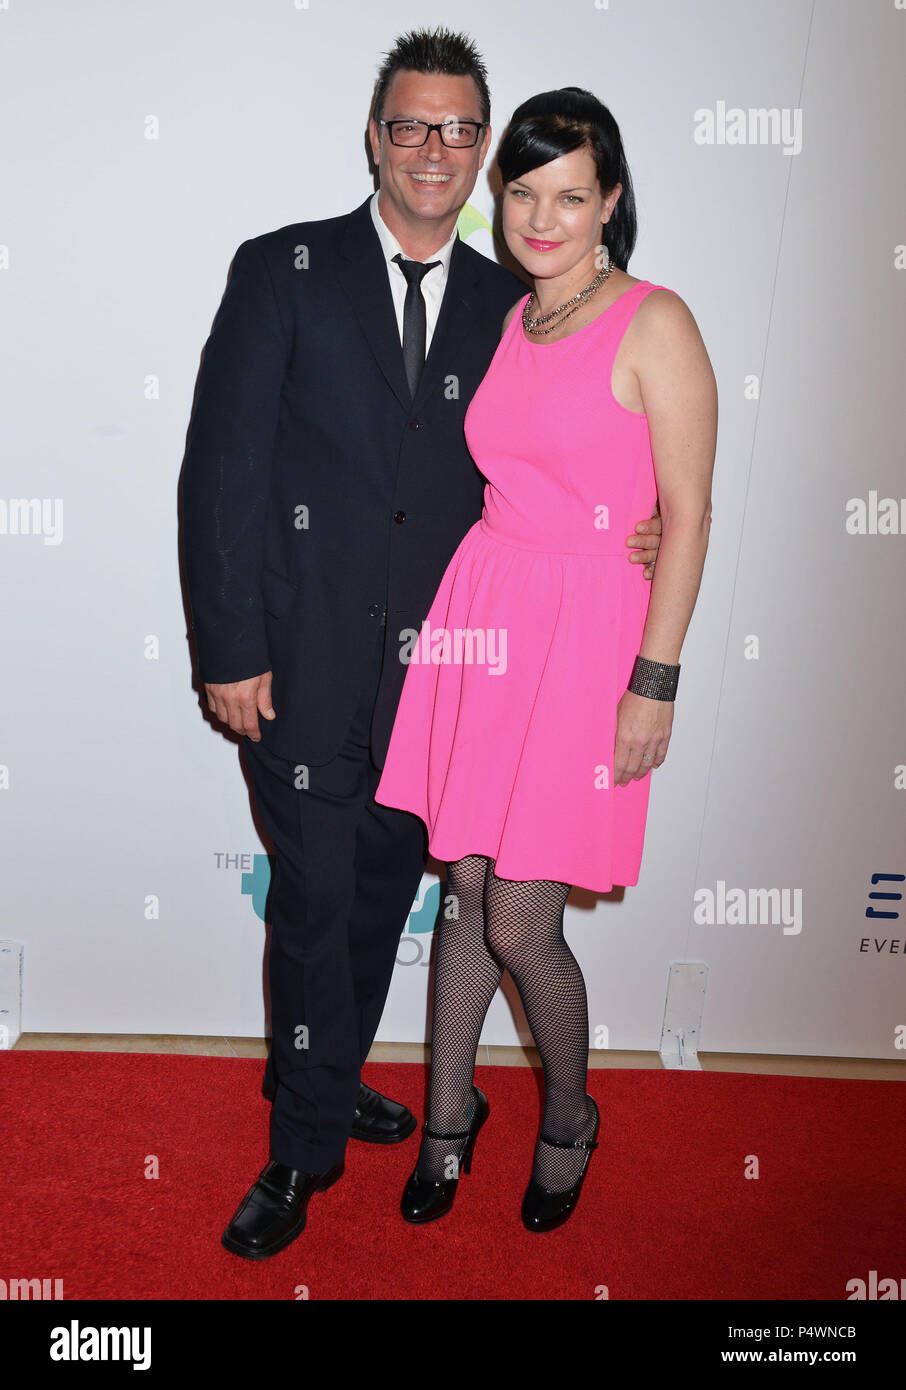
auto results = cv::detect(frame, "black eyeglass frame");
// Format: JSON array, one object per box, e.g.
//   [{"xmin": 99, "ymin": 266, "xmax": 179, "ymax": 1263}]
[{"xmin": 378, "ymin": 119, "xmax": 487, "ymax": 148}]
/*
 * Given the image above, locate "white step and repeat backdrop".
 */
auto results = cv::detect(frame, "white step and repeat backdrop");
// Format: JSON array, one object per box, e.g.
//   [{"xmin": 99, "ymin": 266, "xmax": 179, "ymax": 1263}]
[{"xmin": 1, "ymin": 0, "xmax": 903, "ymax": 1058}]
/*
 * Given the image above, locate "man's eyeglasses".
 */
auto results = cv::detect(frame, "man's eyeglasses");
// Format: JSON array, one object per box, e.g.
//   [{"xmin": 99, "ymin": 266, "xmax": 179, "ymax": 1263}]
[{"xmin": 379, "ymin": 119, "xmax": 486, "ymax": 149}]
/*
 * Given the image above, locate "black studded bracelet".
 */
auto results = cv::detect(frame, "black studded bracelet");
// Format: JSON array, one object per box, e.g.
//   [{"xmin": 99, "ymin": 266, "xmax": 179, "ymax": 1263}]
[{"xmin": 627, "ymin": 654, "xmax": 680, "ymax": 701}]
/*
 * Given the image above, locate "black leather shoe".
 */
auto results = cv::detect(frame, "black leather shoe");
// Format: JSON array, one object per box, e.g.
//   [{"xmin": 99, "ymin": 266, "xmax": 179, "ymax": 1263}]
[
  {"xmin": 521, "ymin": 1096, "xmax": 599, "ymax": 1233},
  {"xmin": 222, "ymin": 1158, "xmax": 344, "ymax": 1260},
  {"xmin": 350, "ymin": 1082, "xmax": 417, "ymax": 1144},
  {"xmin": 400, "ymin": 1086, "xmax": 489, "ymax": 1224}
]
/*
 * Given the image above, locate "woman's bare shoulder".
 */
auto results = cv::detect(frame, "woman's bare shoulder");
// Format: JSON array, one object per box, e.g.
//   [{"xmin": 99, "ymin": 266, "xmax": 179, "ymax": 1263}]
[
  {"xmin": 629, "ymin": 284, "xmax": 715, "ymax": 394},
  {"xmin": 625, "ymin": 285, "xmax": 708, "ymax": 369},
  {"xmin": 634, "ymin": 283, "xmax": 698, "ymax": 332}
]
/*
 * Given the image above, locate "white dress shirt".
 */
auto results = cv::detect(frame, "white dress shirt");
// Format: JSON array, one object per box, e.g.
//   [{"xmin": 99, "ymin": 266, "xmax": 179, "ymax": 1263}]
[{"xmin": 369, "ymin": 190, "xmax": 458, "ymax": 354}]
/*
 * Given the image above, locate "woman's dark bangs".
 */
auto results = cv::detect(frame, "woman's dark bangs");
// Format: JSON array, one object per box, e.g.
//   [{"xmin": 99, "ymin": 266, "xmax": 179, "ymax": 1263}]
[{"xmin": 502, "ymin": 121, "xmax": 589, "ymax": 183}]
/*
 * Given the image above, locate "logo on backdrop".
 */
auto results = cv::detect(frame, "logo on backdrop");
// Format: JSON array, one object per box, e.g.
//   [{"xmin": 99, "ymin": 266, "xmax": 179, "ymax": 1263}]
[
  {"xmin": 236, "ymin": 853, "xmax": 272, "ymax": 921},
  {"xmin": 860, "ymin": 871, "xmax": 904, "ymax": 959},
  {"xmin": 456, "ymin": 203, "xmax": 492, "ymax": 242},
  {"xmin": 226, "ymin": 854, "xmax": 441, "ymax": 965},
  {"xmin": 395, "ymin": 878, "xmax": 444, "ymax": 968}
]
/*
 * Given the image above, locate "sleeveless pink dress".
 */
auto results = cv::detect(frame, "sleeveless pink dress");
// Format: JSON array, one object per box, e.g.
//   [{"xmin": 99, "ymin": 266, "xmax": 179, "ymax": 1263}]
[{"xmin": 374, "ymin": 280, "xmax": 674, "ymax": 892}]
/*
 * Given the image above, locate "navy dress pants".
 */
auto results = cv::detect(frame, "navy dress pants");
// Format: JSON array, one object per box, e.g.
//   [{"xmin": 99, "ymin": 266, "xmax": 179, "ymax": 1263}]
[{"xmin": 242, "ymin": 628, "xmax": 427, "ymax": 1172}]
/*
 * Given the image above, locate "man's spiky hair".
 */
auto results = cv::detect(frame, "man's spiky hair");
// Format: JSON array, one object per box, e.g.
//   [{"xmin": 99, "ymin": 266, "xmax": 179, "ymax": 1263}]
[{"xmin": 372, "ymin": 27, "xmax": 490, "ymax": 126}]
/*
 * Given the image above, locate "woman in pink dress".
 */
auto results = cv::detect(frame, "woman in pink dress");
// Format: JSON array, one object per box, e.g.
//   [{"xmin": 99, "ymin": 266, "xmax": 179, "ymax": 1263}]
[{"xmin": 374, "ymin": 87, "xmax": 717, "ymax": 1231}]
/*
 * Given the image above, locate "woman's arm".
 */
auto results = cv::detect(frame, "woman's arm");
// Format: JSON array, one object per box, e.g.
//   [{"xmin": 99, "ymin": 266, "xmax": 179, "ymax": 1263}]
[
  {"xmin": 635, "ymin": 290, "xmax": 716, "ymax": 663},
  {"xmin": 613, "ymin": 290, "xmax": 717, "ymax": 783}
]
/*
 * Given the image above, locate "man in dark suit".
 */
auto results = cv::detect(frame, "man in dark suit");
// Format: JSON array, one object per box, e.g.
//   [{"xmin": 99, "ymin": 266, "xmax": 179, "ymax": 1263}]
[{"xmin": 179, "ymin": 27, "xmax": 661, "ymax": 1260}]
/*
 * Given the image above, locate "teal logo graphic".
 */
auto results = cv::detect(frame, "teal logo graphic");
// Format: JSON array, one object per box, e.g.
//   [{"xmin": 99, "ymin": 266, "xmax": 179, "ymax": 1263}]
[
  {"xmin": 240, "ymin": 855, "xmax": 442, "ymax": 956},
  {"xmin": 405, "ymin": 878, "xmax": 442, "ymax": 934},
  {"xmin": 241, "ymin": 854, "xmax": 273, "ymax": 922},
  {"xmin": 397, "ymin": 877, "xmax": 444, "ymax": 966}
]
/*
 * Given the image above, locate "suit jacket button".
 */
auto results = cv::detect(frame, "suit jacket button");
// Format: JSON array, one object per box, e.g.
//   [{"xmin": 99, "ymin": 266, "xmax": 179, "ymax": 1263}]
[
  {"xmin": 394, "ymin": 510, "xmax": 406, "ymax": 523},
  {"xmin": 368, "ymin": 604, "xmax": 381, "ymax": 618},
  {"xmin": 408, "ymin": 419, "xmax": 421, "ymax": 430}
]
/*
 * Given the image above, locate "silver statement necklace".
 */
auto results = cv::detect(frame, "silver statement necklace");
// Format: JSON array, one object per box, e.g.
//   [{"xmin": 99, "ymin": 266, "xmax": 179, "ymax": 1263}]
[{"xmin": 523, "ymin": 249, "xmax": 614, "ymax": 336}]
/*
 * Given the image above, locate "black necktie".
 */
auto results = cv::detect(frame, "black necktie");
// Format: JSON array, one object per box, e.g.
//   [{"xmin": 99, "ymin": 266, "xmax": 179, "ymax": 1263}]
[{"xmin": 392, "ymin": 253, "xmax": 441, "ymax": 397}]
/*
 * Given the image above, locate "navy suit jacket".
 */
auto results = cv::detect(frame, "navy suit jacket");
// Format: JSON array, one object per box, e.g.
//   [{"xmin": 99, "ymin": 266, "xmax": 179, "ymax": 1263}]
[{"xmin": 179, "ymin": 194, "xmax": 527, "ymax": 767}]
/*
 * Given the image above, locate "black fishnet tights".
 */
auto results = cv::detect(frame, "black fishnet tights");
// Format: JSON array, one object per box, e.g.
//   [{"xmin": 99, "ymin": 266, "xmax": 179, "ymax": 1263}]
[{"xmin": 416, "ymin": 855, "xmax": 598, "ymax": 1192}]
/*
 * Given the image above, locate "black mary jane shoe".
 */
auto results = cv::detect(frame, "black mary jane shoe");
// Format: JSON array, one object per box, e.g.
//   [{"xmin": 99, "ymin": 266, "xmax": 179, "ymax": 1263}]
[
  {"xmin": 521, "ymin": 1096, "xmax": 600, "ymax": 1234},
  {"xmin": 222, "ymin": 1158, "xmax": 344, "ymax": 1260},
  {"xmin": 350, "ymin": 1082, "xmax": 417, "ymax": 1144},
  {"xmin": 400, "ymin": 1086, "xmax": 489, "ymax": 1225}
]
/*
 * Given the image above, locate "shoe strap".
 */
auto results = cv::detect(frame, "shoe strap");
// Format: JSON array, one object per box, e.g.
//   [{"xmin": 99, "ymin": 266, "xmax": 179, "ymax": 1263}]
[
  {"xmin": 539, "ymin": 1133, "xmax": 599, "ymax": 1151},
  {"xmin": 422, "ymin": 1088, "xmax": 481, "ymax": 1142},
  {"xmin": 539, "ymin": 1097, "xmax": 598, "ymax": 1150}
]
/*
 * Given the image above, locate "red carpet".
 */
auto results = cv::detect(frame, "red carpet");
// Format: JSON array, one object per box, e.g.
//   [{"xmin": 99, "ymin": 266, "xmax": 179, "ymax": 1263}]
[{"xmin": 1, "ymin": 1052, "xmax": 903, "ymax": 1300}]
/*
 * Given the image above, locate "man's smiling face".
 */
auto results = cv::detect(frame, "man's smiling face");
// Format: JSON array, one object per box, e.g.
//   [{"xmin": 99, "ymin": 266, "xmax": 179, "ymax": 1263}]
[{"xmin": 368, "ymin": 70, "xmax": 491, "ymax": 238}]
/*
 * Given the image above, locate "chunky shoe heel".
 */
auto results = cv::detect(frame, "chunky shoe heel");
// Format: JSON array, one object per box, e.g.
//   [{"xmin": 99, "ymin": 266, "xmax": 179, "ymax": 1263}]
[
  {"xmin": 400, "ymin": 1086, "xmax": 489, "ymax": 1224},
  {"xmin": 521, "ymin": 1095, "xmax": 600, "ymax": 1233},
  {"xmin": 459, "ymin": 1103, "xmax": 486, "ymax": 1175}
]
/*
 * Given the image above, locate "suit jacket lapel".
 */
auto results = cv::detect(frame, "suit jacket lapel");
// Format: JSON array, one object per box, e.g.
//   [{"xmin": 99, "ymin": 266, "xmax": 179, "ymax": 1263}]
[
  {"xmin": 412, "ymin": 233, "xmax": 482, "ymax": 412},
  {"xmin": 335, "ymin": 195, "xmax": 412, "ymax": 412},
  {"xmin": 335, "ymin": 196, "xmax": 484, "ymax": 415}
]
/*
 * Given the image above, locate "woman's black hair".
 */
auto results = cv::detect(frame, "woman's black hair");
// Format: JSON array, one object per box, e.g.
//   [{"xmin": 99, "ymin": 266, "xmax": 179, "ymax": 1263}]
[{"xmin": 495, "ymin": 87, "xmax": 637, "ymax": 272}]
